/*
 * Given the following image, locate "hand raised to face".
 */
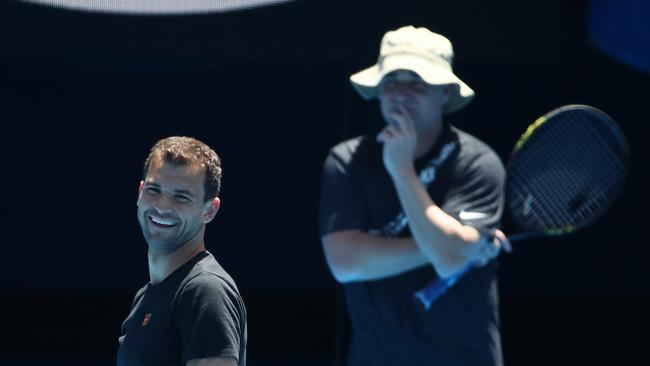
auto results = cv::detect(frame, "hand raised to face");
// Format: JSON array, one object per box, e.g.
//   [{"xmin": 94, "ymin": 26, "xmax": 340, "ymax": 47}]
[{"xmin": 377, "ymin": 104, "xmax": 418, "ymax": 178}]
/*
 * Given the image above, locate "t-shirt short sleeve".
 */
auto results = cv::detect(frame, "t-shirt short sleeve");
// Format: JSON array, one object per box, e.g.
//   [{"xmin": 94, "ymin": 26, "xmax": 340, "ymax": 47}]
[
  {"xmin": 176, "ymin": 272, "xmax": 244, "ymax": 363},
  {"xmin": 319, "ymin": 140, "xmax": 368, "ymax": 236},
  {"xmin": 441, "ymin": 149, "xmax": 506, "ymax": 233}
]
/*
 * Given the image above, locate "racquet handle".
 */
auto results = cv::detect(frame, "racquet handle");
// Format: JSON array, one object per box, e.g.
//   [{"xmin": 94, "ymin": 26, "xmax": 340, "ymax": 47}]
[
  {"xmin": 414, "ymin": 229, "xmax": 518, "ymax": 310},
  {"xmin": 414, "ymin": 262, "xmax": 474, "ymax": 310}
]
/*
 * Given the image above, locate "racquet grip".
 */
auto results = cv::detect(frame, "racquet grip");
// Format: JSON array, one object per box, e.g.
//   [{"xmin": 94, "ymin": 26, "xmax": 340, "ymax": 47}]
[
  {"xmin": 414, "ymin": 262, "xmax": 474, "ymax": 310},
  {"xmin": 414, "ymin": 228, "xmax": 496, "ymax": 310}
]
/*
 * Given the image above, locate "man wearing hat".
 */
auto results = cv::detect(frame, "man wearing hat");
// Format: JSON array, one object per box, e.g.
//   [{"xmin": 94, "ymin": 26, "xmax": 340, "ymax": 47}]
[{"xmin": 320, "ymin": 26, "xmax": 510, "ymax": 365}]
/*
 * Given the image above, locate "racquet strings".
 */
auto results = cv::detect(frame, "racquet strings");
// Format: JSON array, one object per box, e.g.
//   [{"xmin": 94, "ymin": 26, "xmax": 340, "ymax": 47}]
[{"xmin": 506, "ymin": 108, "xmax": 628, "ymax": 233}]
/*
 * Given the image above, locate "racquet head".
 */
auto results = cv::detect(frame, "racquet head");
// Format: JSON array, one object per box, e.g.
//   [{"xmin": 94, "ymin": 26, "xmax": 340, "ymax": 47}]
[{"xmin": 505, "ymin": 104, "xmax": 629, "ymax": 238}]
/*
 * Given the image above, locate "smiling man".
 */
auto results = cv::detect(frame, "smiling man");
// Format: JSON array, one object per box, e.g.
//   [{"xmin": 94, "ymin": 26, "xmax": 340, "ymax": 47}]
[
  {"xmin": 320, "ymin": 26, "xmax": 510, "ymax": 365},
  {"xmin": 118, "ymin": 136, "xmax": 247, "ymax": 366}
]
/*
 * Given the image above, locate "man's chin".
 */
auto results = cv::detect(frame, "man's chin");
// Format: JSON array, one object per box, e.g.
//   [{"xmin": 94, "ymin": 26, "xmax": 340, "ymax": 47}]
[{"xmin": 145, "ymin": 239, "xmax": 185, "ymax": 254}]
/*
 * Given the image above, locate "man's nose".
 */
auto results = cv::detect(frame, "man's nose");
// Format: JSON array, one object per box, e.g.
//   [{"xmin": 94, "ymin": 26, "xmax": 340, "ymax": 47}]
[{"xmin": 152, "ymin": 195, "xmax": 174, "ymax": 214}]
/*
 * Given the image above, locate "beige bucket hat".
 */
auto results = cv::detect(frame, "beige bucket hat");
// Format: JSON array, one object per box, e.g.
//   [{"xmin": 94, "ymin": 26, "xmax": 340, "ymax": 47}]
[{"xmin": 350, "ymin": 25, "xmax": 475, "ymax": 114}]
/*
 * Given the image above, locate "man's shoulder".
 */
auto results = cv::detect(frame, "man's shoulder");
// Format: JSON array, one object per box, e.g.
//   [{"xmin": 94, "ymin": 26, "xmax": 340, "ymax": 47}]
[
  {"xmin": 448, "ymin": 126, "xmax": 505, "ymax": 179},
  {"xmin": 451, "ymin": 126, "xmax": 502, "ymax": 163},
  {"xmin": 180, "ymin": 253, "xmax": 239, "ymax": 295},
  {"xmin": 451, "ymin": 126, "xmax": 494, "ymax": 153}
]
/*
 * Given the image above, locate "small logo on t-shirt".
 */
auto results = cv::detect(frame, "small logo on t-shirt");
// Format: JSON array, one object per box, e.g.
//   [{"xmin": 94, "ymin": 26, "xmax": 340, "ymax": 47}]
[
  {"xmin": 142, "ymin": 313, "xmax": 152, "ymax": 326},
  {"xmin": 458, "ymin": 210, "xmax": 489, "ymax": 221}
]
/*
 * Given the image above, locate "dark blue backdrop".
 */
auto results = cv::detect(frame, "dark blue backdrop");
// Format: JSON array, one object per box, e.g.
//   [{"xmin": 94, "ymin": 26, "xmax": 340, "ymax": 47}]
[{"xmin": 1, "ymin": 0, "xmax": 648, "ymax": 365}]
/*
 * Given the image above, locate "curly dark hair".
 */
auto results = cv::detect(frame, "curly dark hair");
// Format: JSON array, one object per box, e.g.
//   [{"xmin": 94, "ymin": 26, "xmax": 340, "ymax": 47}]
[{"xmin": 143, "ymin": 136, "xmax": 222, "ymax": 202}]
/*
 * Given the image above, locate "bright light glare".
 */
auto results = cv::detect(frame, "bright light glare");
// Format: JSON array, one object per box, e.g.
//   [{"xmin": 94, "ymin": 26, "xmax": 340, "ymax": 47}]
[{"xmin": 19, "ymin": 0, "xmax": 294, "ymax": 15}]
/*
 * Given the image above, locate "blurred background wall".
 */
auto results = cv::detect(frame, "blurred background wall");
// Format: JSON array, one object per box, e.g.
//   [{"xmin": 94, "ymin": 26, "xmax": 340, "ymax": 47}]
[{"xmin": 1, "ymin": 0, "xmax": 648, "ymax": 364}]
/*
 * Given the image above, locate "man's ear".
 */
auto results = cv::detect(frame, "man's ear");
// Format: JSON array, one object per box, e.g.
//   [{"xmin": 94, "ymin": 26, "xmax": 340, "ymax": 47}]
[
  {"xmin": 203, "ymin": 197, "xmax": 221, "ymax": 224},
  {"xmin": 138, "ymin": 181, "xmax": 144, "ymax": 198}
]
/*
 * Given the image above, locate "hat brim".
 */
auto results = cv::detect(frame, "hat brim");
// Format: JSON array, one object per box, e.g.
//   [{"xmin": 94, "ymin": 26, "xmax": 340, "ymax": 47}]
[{"xmin": 350, "ymin": 54, "xmax": 475, "ymax": 114}]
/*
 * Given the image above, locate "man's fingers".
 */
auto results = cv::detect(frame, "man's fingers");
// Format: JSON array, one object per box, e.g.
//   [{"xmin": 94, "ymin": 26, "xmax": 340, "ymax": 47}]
[
  {"xmin": 396, "ymin": 104, "xmax": 415, "ymax": 133},
  {"xmin": 377, "ymin": 125, "xmax": 400, "ymax": 142},
  {"xmin": 387, "ymin": 113, "xmax": 406, "ymax": 133},
  {"xmin": 493, "ymin": 229, "xmax": 512, "ymax": 253},
  {"xmin": 501, "ymin": 239, "xmax": 513, "ymax": 253},
  {"xmin": 474, "ymin": 229, "xmax": 512, "ymax": 267}
]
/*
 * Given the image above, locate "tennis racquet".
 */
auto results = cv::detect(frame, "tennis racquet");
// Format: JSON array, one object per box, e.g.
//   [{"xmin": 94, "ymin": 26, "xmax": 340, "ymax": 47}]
[{"xmin": 414, "ymin": 104, "xmax": 630, "ymax": 310}]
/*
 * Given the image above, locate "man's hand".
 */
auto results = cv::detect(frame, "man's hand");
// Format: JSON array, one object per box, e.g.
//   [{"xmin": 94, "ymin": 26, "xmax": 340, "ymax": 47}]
[
  {"xmin": 471, "ymin": 229, "xmax": 512, "ymax": 267},
  {"xmin": 377, "ymin": 104, "xmax": 418, "ymax": 178}
]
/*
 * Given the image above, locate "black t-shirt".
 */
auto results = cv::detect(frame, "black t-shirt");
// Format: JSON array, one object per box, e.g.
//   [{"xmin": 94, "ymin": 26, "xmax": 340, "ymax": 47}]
[
  {"xmin": 117, "ymin": 251, "xmax": 247, "ymax": 366},
  {"xmin": 320, "ymin": 124, "xmax": 506, "ymax": 366}
]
